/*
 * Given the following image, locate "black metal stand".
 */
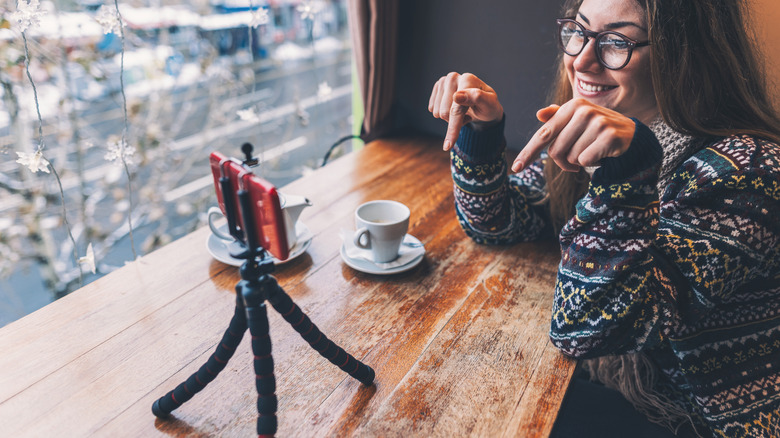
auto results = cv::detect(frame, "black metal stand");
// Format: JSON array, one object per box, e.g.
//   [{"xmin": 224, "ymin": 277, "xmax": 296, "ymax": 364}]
[{"xmin": 151, "ymin": 178, "xmax": 374, "ymax": 437}]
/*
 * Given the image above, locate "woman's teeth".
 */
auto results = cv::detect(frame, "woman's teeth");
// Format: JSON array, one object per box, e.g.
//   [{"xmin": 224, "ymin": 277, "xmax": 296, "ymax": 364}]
[{"xmin": 579, "ymin": 80, "xmax": 615, "ymax": 92}]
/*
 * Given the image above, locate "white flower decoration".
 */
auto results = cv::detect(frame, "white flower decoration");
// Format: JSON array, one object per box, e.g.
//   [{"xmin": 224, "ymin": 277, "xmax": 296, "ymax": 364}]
[
  {"xmin": 296, "ymin": 1, "xmax": 321, "ymax": 21},
  {"xmin": 78, "ymin": 243, "xmax": 96, "ymax": 274},
  {"xmin": 16, "ymin": 150, "xmax": 50, "ymax": 173},
  {"xmin": 10, "ymin": 0, "xmax": 45, "ymax": 33},
  {"xmin": 104, "ymin": 139, "xmax": 136, "ymax": 166},
  {"xmin": 94, "ymin": 5, "xmax": 123, "ymax": 35},
  {"xmin": 317, "ymin": 81, "xmax": 332, "ymax": 99},
  {"xmin": 250, "ymin": 8, "xmax": 270, "ymax": 28},
  {"xmin": 237, "ymin": 108, "xmax": 260, "ymax": 123}
]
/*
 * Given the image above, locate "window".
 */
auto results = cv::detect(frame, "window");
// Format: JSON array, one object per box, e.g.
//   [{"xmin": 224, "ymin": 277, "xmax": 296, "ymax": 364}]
[{"xmin": 0, "ymin": 0, "xmax": 358, "ymax": 326}]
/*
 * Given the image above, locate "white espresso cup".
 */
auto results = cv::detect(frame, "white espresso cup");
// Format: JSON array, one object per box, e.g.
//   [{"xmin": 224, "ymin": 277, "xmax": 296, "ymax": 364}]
[{"xmin": 353, "ymin": 200, "xmax": 410, "ymax": 263}]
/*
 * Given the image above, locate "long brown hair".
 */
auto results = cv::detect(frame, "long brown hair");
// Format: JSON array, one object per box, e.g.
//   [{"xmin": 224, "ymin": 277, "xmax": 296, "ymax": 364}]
[{"xmin": 544, "ymin": 0, "xmax": 780, "ymax": 233}]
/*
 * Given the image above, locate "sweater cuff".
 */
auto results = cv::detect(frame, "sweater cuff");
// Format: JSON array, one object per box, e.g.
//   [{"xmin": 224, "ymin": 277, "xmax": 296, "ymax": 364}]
[
  {"xmin": 595, "ymin": 118, "xmax": 663, "ymax": 181},
  {"xmin": 453, "ymin": 114, "xmax": 506, "ymax": 163}
]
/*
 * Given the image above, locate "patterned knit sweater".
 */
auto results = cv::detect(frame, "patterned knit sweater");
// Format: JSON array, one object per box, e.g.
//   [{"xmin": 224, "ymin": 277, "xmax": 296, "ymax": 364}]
[{"xmin": 450, "ymin": 117, "xmax": 780, "ymax": 437}]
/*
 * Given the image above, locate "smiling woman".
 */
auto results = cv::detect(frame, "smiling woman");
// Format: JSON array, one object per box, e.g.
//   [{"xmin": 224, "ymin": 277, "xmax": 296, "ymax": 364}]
[
  {"xmin": 428, "ymin": 0, "xmax": 780, "ymax": 436},
  {"xmin": 561, "ymin": 1, "xmax": 657, "ymax": 124}
]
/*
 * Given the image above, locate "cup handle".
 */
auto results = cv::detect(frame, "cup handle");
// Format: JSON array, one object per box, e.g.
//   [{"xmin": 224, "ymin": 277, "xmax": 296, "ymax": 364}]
[
  {"xmin": 354, "ymin": 227, "xmax": 371, "ymax": 249},
  {"xmin": 208, "ymin": 206, "xmax": 234, "ymax": 241}
]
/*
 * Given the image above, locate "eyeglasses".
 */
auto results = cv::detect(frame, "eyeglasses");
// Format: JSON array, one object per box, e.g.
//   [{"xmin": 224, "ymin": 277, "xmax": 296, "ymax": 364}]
[{"xmin": 556, "ymin": 18, "xmax": 650, "ymax": 70}]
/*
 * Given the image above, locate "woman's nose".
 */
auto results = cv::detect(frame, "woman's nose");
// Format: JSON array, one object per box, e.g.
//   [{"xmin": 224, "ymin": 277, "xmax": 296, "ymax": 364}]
[{"xmin": 573, "ymin": 39, "xmax": 603, "ymax": 72}]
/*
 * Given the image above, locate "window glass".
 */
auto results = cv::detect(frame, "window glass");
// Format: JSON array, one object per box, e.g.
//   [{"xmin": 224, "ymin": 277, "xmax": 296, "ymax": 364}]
[{"xmin": 0, "ymin": 0, "xmax": 356, "ymax": 326}]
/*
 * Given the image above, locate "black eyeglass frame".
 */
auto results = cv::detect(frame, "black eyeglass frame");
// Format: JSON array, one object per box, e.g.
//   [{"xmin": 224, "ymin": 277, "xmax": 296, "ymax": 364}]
[{"xmin": 556, "ymin": 18, "xmax": 650, "ymax": 70}]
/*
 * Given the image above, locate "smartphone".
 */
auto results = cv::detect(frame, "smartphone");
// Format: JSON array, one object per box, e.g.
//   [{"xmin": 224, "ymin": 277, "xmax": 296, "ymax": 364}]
[{"xmin": 209, "ymin": 151, "xmax": 289, "ymax": 261}]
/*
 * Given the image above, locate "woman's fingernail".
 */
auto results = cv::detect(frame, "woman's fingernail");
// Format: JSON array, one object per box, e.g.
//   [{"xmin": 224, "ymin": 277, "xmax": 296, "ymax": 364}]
[
  {"xmin": 512, "ymin": 160, "xmax": 523, "ymax": 172},
  {"xmin": 443, "ymin": 140, "xmax": 451, "ymax": 151}
]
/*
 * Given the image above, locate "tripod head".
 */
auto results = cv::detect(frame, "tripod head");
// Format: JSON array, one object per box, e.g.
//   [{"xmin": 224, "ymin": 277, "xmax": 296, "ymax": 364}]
[{"xmin": 241, "ymin": 142, "xmax": 259, "ymax": 167}]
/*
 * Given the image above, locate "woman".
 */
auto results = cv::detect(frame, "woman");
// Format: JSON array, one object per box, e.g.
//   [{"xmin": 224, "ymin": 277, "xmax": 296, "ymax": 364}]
[{"xmin": 428, "ymin": 0, "xmax": 780, "ymax": 436}]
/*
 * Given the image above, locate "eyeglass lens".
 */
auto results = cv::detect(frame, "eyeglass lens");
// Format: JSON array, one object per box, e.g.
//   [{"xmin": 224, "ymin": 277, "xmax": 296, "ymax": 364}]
[{"xmin": 559, "ymin": 21, "xmax": 632, "ymax": 69}]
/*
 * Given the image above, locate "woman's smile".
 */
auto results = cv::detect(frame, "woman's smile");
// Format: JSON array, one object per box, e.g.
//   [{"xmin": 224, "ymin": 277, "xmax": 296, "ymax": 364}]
[{"xmin": 576, "ymin": 78, "xmax": 617, "ymax": 95}]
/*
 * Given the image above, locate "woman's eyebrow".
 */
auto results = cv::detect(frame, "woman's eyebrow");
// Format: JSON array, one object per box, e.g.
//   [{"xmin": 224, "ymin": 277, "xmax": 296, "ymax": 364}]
[{"xmin": 577, "ymin": 12, "xmax": 648, "ymax": 32}]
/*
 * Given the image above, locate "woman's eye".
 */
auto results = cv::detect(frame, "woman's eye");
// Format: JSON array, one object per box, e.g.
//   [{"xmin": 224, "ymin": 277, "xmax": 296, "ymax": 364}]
[{"xmin": 602, "ymin": 38, "xmax": 630, "ymax": 50}]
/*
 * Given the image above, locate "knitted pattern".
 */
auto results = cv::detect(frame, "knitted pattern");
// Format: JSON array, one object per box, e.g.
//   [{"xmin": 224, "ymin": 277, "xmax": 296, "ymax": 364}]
[
  {"xmin": 451, "ymin": 121, "xmax": 780, "ymax": 437},
  {"xmin": 650, "ymin": 117, "xmax": 701, "ymax": 191}
]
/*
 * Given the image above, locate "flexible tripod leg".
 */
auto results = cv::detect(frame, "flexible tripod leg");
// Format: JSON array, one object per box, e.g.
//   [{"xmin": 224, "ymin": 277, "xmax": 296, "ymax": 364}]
[
  {"xmin": 266, "ymin": 279, "xmax": 375, "ymax": 386},
  {"xmin": 152, "ymin": 295, "xmax": 247, "ymax": 418},
  {"xmin": 245, "ymin": 301, "xmax": 278, "ymax": 437}
]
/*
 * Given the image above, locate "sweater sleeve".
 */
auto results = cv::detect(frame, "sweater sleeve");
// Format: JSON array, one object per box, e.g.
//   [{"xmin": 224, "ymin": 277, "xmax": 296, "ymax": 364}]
[
  {"xmin": 450, "ymin": 116, "xmax": 551, "ymax": 244},
  {"xmin": 549, "ymin": 125, "xmax": 780, "ymax": 358}
]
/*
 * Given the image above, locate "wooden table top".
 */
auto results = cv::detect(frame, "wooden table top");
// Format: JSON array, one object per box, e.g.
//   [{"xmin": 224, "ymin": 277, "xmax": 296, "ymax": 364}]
[{"xmin": 0, "ymin": 136, "xmax": 575, "ymax": 437}]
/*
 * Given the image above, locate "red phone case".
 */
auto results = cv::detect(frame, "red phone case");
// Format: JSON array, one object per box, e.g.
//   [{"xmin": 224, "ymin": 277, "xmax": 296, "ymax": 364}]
[
  {"xmin": 242, "ymin": 173, "xmax": 289, "ymax": 261},
  {"xmin": 209, "ymin": 151, "xmax": 289, "ymax": 261},
  {"xmin": 209, "ymin": 151, "xmax": 246, "ymax": 231}
]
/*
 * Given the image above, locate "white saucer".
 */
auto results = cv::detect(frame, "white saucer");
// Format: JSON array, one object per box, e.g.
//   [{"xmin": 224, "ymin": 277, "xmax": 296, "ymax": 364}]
[
  {"xmin": 340, "ymin": 234, "xmax": 425, "ymax": 275},
  {"xmin": 206, "ymin": 222, "xmax": 312, "ymax": 266}
]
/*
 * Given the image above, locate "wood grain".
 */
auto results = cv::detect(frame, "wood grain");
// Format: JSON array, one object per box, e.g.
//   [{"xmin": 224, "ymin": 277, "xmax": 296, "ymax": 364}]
[{"xmin": 0, "ymin": 136, "xmax": 575, "ymax": 437}]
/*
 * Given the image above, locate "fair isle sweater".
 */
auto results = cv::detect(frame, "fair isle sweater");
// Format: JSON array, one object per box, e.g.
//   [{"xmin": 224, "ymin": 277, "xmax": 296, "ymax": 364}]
[{"xmin": 450, "ymin": 117, "xmax": 780, "ymax": 437}]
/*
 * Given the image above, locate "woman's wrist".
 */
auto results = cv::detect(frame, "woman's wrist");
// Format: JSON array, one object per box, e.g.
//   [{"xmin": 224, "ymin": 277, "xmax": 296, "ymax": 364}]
[
  {"xmin": 455, "ymin": 114, "xmax": 507, "ymax": 163},
  {"xmin": 594, "ymin": 119, "xmax": 663, "ymax": 181},
  {"xmin": 468, "ymin": 114, "xmax": 505, "ymax": 131}
]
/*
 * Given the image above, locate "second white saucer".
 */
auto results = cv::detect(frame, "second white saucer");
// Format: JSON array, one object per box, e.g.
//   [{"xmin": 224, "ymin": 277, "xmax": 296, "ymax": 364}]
[{"xmin": 340, "ymin": 234, "xmax": 425, "ymax": 275}]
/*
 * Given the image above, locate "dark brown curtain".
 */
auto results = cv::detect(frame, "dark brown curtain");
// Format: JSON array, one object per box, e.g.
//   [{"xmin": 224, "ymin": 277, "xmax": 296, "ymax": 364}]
[{"xmin": 347, "ymin": 0, "xmax": 399, "ymax": 141}]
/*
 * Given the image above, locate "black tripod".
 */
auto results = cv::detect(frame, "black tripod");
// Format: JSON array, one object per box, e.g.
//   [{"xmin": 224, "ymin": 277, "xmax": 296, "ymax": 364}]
[{"xmin": 151, "ymin": 174, "xmax": 375, "ymax": 437}]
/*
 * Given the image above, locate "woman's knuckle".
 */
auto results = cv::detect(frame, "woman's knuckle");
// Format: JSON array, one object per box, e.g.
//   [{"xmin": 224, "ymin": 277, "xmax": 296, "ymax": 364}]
[
  {"xmin": 461, "ymin": 72, "xmax": 477, "ymax": 84},
  {"xmin": 572, "ymin": 97, "xmax": 589, "ymax": 107},
  {"xmin": 576, "ymin": 104, "xmax": 595, "ymax": 119},
  {"xmin": 537, "ymin": 125, "xmax": 552, "ymax": 141}
]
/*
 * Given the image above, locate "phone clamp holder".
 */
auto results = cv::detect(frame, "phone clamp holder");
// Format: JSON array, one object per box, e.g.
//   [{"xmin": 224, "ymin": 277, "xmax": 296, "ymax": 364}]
[
  {"xmin": 241, "ymin": 142, "xmax": 259, "ymax": 167},
  {"xmin": 151, "ymin": 158, "xmax": 375, "ymax": 437}
]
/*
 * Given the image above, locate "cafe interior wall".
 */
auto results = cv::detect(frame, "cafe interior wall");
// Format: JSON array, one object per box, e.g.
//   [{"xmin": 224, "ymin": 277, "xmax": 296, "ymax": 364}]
[
  {"xmin": 391, "ymin": 0, "xmax": 560, "ymax": 153},
  {"xmin": 391, "ymin": 0, "xmax": 780, "ymax": 152}
]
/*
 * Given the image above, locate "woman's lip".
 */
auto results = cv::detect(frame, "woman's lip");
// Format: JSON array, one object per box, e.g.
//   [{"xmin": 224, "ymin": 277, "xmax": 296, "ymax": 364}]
[{"xmin": 577, "ymin": 79, "xmax": 617, "ymax": 95}]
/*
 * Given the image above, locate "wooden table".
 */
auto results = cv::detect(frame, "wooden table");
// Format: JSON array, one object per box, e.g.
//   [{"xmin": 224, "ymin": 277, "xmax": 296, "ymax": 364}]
[{"xmin": 0, "ymin": 137, "xmax": 575, "ymax": 437}]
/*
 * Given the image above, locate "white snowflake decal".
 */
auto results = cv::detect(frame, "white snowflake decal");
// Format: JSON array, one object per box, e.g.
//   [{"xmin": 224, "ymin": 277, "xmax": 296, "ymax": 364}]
[
  {"xmin": 250, "ymin": 8, "xmax": 270, "ymax": 28},
  {"xmin": 104, "ymin": 139, "xmax": 136, "ymax": 166},
  {"xmin": 10, "ymin": 0, "xmax": 45, "ymax": 33},
  {"xmin": 16, "ymin": 150, "xmax": 50, "ymax": 173},
  {"xmin": 94, "ymin": 5, "xmax": 123, "ymax": 35},
  {"xmin": 296, "ymin": 1, "xmax": 321, "ymax": 21},
  {"xmin": 317, "ymin": 81, "xmax": 332, "ymax": 99},
  {"xmin": 78, "ymin": 243, "xmax": 97, "ymax": 274},
  {"xmin": 237, "ymin": 108, "xmax": 260, "ymax": 123}
]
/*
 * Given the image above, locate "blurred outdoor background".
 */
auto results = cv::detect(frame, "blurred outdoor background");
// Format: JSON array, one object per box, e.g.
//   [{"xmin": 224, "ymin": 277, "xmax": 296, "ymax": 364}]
[{"xmin": 0, "ymin": 0, "xmax": 359, "ymax": 326}]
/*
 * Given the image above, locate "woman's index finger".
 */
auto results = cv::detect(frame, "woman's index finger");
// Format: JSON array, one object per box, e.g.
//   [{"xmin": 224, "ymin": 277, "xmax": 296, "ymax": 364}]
[{"xmin": 512, "ymin": 105, "xmax": 567, "ymax": 172}]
